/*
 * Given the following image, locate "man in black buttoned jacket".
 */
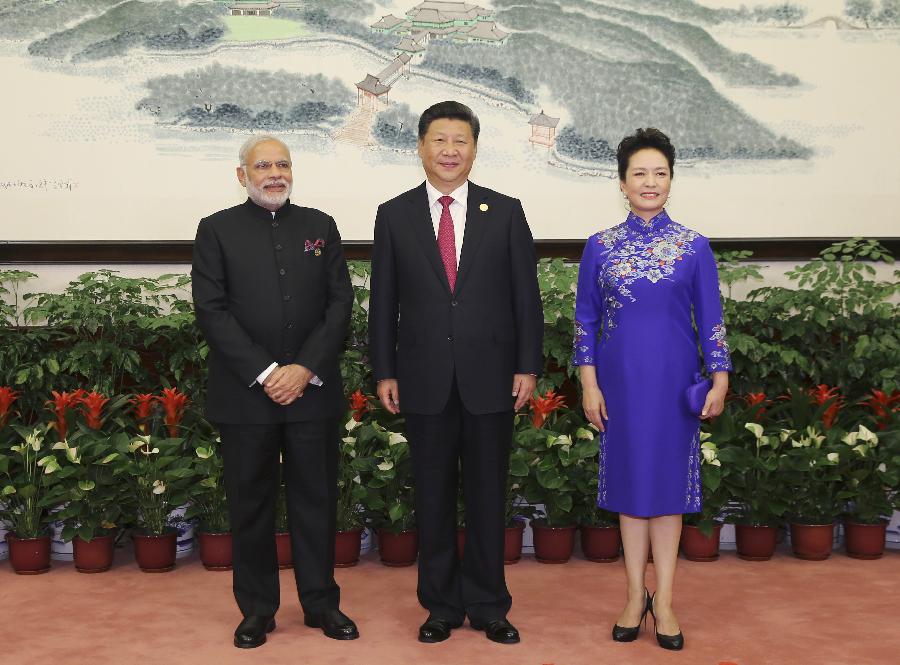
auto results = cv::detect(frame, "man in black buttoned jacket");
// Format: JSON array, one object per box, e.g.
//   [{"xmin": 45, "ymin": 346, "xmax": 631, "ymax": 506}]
[
  {"xmin": 369, "ymin": 102, "xmax": 544, "ymax": 645},
  {"xmin": 192, "ymin": 135, "xmax": 358, "ymax": 648}
]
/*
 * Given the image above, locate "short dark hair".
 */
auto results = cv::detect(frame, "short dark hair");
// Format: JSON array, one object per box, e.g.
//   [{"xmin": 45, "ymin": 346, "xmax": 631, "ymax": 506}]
[
  {"xmin": 616, "ymin": 128, "xmax": 675, "ymax": 181},
  {"xmin": 418, "ymin": 100, "xmax": 480, "ymax": 143}
]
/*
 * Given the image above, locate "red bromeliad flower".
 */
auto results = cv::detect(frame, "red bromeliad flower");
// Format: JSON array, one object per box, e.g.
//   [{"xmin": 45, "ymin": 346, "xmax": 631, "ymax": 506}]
[
  {"xmin": 155, "ymin": 388, "xmax": 189, "ymax": 438},
  {"xmin": 530, "ymin": 390, "xmax": 566, "ymax": 429},
  {"xmin": 46, "ymin": 389, "xmax": 86, "ymax": 440},
  {"xmin": 78, "ymin": 391, "xmax": 110, "ymax": 430},
  {"xmin": 860, "ymin": 389, "xmax": 900, "ymax": 430},
  {"xmin": 0, "ymin": 386, "xmax": 19, "ymax": 428},
  {"xmin": 349, "ymin": 390, "xmax": 369, "ymax": 422},
  {"xmin": 130, "ymin": 393, "xmax": 157, "ymax": 434},
  {"xmin": 744, "ymin": 392, "xmax": 769, "ymax": 421},
  {"xmin": 809, "ymin": 384, "xmax": 843, "ymax": 429}
]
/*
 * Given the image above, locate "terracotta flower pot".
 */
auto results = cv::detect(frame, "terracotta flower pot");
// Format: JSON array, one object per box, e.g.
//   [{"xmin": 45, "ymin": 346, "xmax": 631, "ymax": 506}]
[
  {"xmin": 198, "ymin": 531, "xmax": 233, "ymax": 571},
  {"xmin": 531, "ymin": 523, "xmax": 576, "ymax": 563},
  {"xmin": 133, "ymin": 530, "xmax": 177, "ymax": 572},
  {"xmin": 504, "ymin": 523, "xmax": 525, "ymax": 565},
  {"xmin": 844, "ymin": 521, "xmax": 887, "ymax": 560},
  {"xmin": 276, "ymin": 531, "xmax": 292, "ymax": 569},
  {"xmin": 7, "ymin": 534, "xmax": 51, "ymax": 575},
  {"xmin": 681, "ymin": 523, "xmax": 722, "ymax": 562},
  {"xmin": 456, "ymin": 527, "xmax": 466, "ymax": 560},
  {"xmin": 735, "ymin": 524, "xmax": 778, "ymax": 561},
  {"xmin": 334, "ymin": 528, "xmax": 363, "ymax": 568},
  {"xmin": 789, "ymin": 522, "xmax": 834, "ymax": 560},
  {"xmin": 377, "ymin": 529, "xmax": 418, "ymax": 567},
  {"xmin": 73, "ymin": 534, "xmax": 115, "ymax": 573},
  {"xmin": 580, "ymin": 525, "xmax": 621, "ymax": 562}
]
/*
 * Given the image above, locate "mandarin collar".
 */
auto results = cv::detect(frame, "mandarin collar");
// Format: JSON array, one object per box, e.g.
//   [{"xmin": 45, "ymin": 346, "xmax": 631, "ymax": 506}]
[
  {"xmin": 626, "ymin": 209, "xmax": 672, "ymax": 234},
  {"xmin": 243, "ymin": 197, "xmax": 292, "ymax": 221}
]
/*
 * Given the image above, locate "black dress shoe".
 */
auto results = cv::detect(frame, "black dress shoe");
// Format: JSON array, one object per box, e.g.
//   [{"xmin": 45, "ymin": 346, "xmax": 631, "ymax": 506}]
[
  {"xmin": 418, "ymin": 616, "xmax": 462, "ymax": 643},
  {"xmin": 304, "ymin": 608, "xmax": 360, "ymax": 640},
  {"xmin": 612, "ymin": 588, "xmax": 651, "ymax": 642},
  {"xmin": 470, "ymin": 618, "xmax": 520, "ymax": 644},
  {"xmin": 649, "ymin": 593, "xmax": 684, "ymax": 651},
  {"xmin": 233, "ymin": 615, "xmax": 275, "ymax": 649}
]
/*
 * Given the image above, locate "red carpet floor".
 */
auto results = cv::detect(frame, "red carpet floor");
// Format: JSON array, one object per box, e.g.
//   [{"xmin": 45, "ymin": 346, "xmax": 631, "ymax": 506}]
[{"xmin": 2, "ymin": 545, "xmax": 897, "ymax": 665}]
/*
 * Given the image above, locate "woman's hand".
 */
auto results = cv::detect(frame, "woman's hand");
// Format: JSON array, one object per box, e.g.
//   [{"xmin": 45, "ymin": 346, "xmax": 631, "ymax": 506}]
[
  {"xmin": 701, "ymin": 371, "xmax": 729, "ymax": 420},
  {"xmin": 578, "ymin": 366, "xmax": 608, "ymax": 431},
  {"xmin": 582, "ymin": 384, "xmax": 609, "ymax": 431}
]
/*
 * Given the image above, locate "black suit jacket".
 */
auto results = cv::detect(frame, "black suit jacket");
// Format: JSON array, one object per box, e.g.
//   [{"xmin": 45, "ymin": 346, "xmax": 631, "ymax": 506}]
[
  {"xmin": 192, "ymin": 198, "xmax": 353, "ymax": 424},
  {"xmin": 368, "ymin": 181, "xmax": 544, "ymax": 415}
]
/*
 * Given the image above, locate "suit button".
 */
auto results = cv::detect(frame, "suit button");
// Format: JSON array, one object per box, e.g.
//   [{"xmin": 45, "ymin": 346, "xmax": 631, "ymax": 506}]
[
  {"xmin": 272, "ymin": 221, "xmax": 279, "ymax": 228},
  {"xmin": 447, "ymin": 335, "xmax": 453, "ymax": 342},
  {"xmin": 283, "ymin": 294, "xmax": 292, "ymax": 301},
  {"xmin": 451, "ymin": 300, "xmax": 458, "ymax": 306},
  {"xmin": 275, "ymin": 244, "xmax": 283, "ymax": 251},
  {"xmin": 279, "ymin": 268, "xmax": 286, "ymax": 276}
]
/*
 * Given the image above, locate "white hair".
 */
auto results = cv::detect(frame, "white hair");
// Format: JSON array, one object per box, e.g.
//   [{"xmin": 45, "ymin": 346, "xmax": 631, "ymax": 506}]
[{"xmin": 238, "ymin": 134, "xmax": 290, "ymax": 166}]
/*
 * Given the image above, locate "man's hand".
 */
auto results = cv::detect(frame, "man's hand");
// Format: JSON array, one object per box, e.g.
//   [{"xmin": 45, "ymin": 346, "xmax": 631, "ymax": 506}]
[
  {"xmin": 512, "ymin": 374, "xmax": 537, "ymax": 411},
  {"xmin": 265, "ymin": 364, "xmax": 313, "ymax": 406},
  {"xmin": 377, "ymin": 379, "xmax": 400, "ymax": 414}
]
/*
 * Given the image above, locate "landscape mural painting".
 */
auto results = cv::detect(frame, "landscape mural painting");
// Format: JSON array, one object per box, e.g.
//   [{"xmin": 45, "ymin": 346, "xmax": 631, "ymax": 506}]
[{"xmin": 1, "ymin": 0, "xmax": 898, "ymax": 240}]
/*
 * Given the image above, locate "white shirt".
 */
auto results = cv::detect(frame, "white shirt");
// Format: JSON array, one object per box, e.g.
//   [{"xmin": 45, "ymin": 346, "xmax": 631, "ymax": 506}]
[
  {"xmin": 425, "ymin": 179, "xmax": 468, "ymax": 267},
  {"xmin": 252, "ymin": 210, "xmax": 323, "ymax": 388}
]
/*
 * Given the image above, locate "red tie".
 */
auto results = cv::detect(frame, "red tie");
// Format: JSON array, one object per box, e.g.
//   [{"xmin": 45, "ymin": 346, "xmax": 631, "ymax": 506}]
[{"xmin": 437, "ymin": 195, "xmax": 457, "ymax": 291}]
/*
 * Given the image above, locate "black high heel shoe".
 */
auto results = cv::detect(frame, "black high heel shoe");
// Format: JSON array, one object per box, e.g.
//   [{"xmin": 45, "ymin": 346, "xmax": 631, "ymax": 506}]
[
  {"xmin": 649, "ymin": 592, "xmax": 685, "ymax": 651},
  {"xmin": 611, "ymin": 588, "xmax": 651, "ymax": 642}
]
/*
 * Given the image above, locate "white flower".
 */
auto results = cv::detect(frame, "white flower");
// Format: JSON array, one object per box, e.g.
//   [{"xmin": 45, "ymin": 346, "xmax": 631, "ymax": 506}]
[
  {"xmin": 129, "ymin": 435, "xmax": 152, "ymax": 452},
  {"xmin": 353, "ymin": 475, "xmax": 362, "ymax": 484},
  {"xmin": 857, "ymin": 425, "xmax": 878, "ymax": 445},
  {"xmin": 550, "ymin": 434, "xmax": 572, "ymax": 447},
  {"xmin": 779, "ymin": 429, "xmax": 796, "ymax": 443},
  {"xmin": 575, "ymin": 428, "xmax": 594, "ymax": 441},
  {"xmin": 877, "ymin": 463, "xmax": 887, "ymax": 473},
  {"xmin": 744, "ymin": 423, "xmax": 763, "ymax": 438},
  {"xmin": 152, "ymin": 480, "xmax": 166, "ymax": 494},
  {"xmin": 388, "ymin": 433, "xmax": 407, "ymax": 446},
  {"xmin": 700, "ymin": 441, "xmax": 721, "ymax": 466},
  {"xmin": 345, "ymin": 419, "xmax": 362, "ymax": 432},
  {"xmin": 377, "ymin": 461, "xmax": 394, "ymax": 472},
  {"xmin": 852, "ymin": 444, "xmax": 868, "ymax": 457},
  {"xmin": 139, "ymin": 447, "xmax": 160, "ymax": 456},
  {"xmin": 699, "ymin": 431, "xmax": 713, "ymax": 442},
  {"xmin": 342, "ymin": 436, "xmax": 356, "ymax": 444},
  {"xmin": 78, "ymin": 480, "xmax": 96, "ymax": 492},
  {"xmin": 826, "ymin": 452, "xmax": 839, "ymax": 463},
  {"xmin": 842, "ymin": 431, "xmax": 859, "ymax": 446},
  {"xmin": 65, "ymin": 447, "xmax": 80, "ymax": 463},
  {"xmin": 195, "ymin": 447, "xmax": 213, "ymax": 459},
  {"xmin": 26, "ymin": 428, "xmax": 44, "ymax": 451}
]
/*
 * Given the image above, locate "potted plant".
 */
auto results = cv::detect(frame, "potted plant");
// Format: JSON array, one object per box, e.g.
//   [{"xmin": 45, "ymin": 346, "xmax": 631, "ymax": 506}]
[
  {"xmin": 779, "ymin": 426, "xmax": 843, "ymax": 560},
  {"xmin": 113, "ymin": 432, "xmax": 193, "ymax": 572},
  {"xmin": 52, "ymin": 432, "xmax": 125, "ymax": 573},
  {"xmin": 567, "ymin": 425, "xmax": 620, "ymax": 562},
  {"xmin": 837, "ymin": 425, "xmax": 898, "ymax": 559},
  {"xmin": 185, "ymin": 435, "xmax": 231, "ymax": 570},
  {"xmin": 520, "ymin": 410, "xmax": 596, "ymax": 563},
  {"xmin": 724, "ymin": 423, "xmax": 791, "ymax": 561},
  {"xmin": 334, "ymin": 416, "xmax": 374, "ymax": 567},
  {"xmin": 681, "ymin": 434, "xmax": 731, "ymax": 562},
  {"xmin": 0, "ymin": 425, "xmax": 69, "ymax": 574},
  {"xmin": 358, "ymin": 421, "xmax": 417, "ymax": 566}
]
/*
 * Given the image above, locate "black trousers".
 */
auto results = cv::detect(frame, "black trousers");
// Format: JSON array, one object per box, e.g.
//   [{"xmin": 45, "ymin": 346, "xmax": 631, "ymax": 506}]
[
  {"xmin": 218, "ymin": 419, "xmax": 340, "ymax": 618},
  {"xmin": 404, "ymin": 380, "xmax": 513, "ymax": 624}
]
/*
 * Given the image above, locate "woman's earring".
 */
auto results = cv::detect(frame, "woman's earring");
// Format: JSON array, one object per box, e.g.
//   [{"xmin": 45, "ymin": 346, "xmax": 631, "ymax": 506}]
[
  {"xmin": 622, "ymin": 194, "xmax": 631, "ymax": 213},
  {"xmin": 663, "ymin": 195, "xmax": 671, "ymax": 209}
]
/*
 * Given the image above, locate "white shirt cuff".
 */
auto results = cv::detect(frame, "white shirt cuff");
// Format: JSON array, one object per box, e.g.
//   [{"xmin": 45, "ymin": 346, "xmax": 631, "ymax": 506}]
[{"xmin": 254, "ymin": 362, "xmax": 278, "ymax": 387}]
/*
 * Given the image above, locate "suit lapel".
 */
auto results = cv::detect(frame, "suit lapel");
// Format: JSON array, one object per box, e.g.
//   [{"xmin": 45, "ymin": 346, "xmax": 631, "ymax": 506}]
[
  {"xmin": 405, "ymin": 182, "xmax": 452, "ymax": 293},
  {"xmin": 455, "ymin": 182, "xmax": 489, "ymax": 296}
]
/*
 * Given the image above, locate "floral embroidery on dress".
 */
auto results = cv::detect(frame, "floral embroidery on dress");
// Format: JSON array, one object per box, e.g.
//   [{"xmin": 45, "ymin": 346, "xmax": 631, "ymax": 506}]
[
  {"xmin": 684, "ymin": 428, "xmax": 701, "ymax": 511},
  {"xmin": 596, "ymin": 429, "xmax": 609, "ymax": 507},
  {"xmin": 596, "ymin": 212, "xmax": 698, "ymax": 340},
  {"xmin": 706, "ymin": 322, "xmax": 733, "ymax": 372}
]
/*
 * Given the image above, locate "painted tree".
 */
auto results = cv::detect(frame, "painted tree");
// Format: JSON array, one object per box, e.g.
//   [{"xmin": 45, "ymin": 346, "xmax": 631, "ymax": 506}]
[
  {"xmin": 772, "ymin": 2, "xmax": 806, "ymax": 26},
  {"xmin": 876, "ymin": 0, "xmax": 900, "ymax": 25},
  {"xmin": 846, "ymin": 0, "xmax": 876, "ymax": 27}
]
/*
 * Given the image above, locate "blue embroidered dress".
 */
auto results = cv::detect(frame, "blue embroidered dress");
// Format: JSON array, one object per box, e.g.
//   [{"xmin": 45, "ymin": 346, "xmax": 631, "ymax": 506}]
[{"xmin": 572, "ymin": 211, "xmax": 732, "ymax": 517}]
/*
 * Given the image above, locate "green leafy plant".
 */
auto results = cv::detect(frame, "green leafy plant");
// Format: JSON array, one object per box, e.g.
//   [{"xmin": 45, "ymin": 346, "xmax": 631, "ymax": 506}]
[
  {"xmin": 184, "ymin": 432, "xmax": 229, "ymax": 534},
  {"xmin": 357, "ymin": 420, "xmax": 415, "ymax": 534},
  {"xmin": 0, "ymin": 425, "xmax": 70, "ymax": 538},
  {"xmin": 836, "ymin": 425, "xmax": 899, "ymax": 525}
]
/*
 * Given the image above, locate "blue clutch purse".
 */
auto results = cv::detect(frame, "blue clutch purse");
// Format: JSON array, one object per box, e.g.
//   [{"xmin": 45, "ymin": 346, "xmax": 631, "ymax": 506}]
[{"xmin": 686, "ymin": 372, "xmax": 712, "ymax": 416}]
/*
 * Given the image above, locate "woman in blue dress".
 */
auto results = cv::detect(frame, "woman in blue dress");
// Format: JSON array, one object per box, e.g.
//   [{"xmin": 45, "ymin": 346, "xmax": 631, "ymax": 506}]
[{"xmin": 572, "ymin": 128, "xmax": 732, "ymax": 650}]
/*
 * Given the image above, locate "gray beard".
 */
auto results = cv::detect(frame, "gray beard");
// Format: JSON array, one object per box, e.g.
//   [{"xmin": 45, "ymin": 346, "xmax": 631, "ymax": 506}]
[{"xmin": 245, "ymin": 179, "xmax": 292, "ymax": 211}]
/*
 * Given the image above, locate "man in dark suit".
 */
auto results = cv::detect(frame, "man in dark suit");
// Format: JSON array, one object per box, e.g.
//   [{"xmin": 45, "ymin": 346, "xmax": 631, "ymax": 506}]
[
  {"xmin": 192, "ymin": 135, "xmax": 358, "ymax": 648},
  {"xmin": 368, "ymin": 101, "xmax": 544, "ymax": 645}
]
